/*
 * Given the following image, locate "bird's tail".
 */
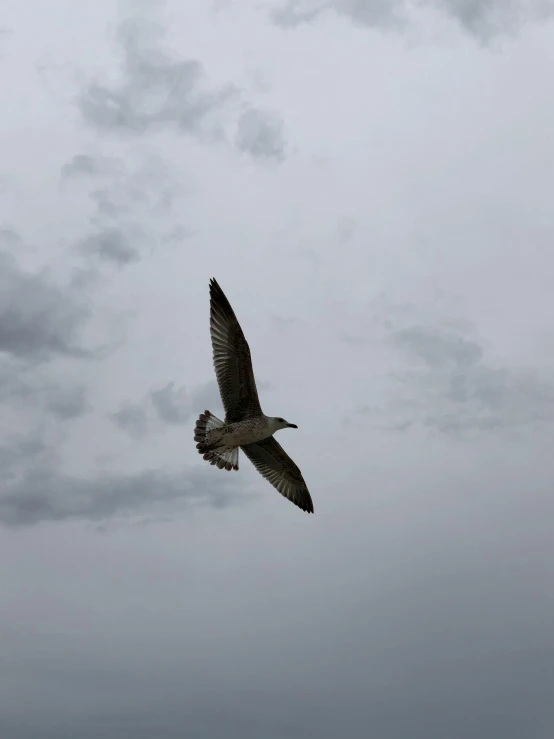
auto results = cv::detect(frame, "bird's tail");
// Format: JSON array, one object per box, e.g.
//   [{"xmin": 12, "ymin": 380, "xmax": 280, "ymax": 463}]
[{"xmin": 194, "ymin": 410, "xmax": 239, "ymax": 471}]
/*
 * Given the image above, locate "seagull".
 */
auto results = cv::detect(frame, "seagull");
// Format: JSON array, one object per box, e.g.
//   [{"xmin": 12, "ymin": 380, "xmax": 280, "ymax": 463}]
[{"xmin": 194, "ymin": 278, "xmax": 314, "ymax": 514}]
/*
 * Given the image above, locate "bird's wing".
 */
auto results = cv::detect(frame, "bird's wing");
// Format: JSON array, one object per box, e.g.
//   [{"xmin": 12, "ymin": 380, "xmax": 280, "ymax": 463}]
[
  {"xmin": 241, "ymin": 436, "xmax": 314, "ymax": 514},
  {"xmin": 209, "ymin": 278, "xmax": 263, "ymax": 422}
]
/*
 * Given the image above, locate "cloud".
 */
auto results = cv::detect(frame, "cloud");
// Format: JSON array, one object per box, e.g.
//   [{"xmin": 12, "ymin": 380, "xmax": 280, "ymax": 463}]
[
  {"xmin": 111, "ymin": 401, "xmax": 150, "ymax": 439},
  {"xmin": 76, "ymin": 15, "xmax": 287, "ymax": 162},
  {"xmin": 111, "ymin": 378, "xmax": 279, "ymax": 440},
  {"xmin": 269, "ymin": 314, "xmax": 298, "ymax": 332},
  {"xmin": 0, "ymin": 373, "xmax": 88, "ymax": 420},
  {"xmin": 373, "ymin": 318, "xmax": 554, "ymax": 437},
  {"xmin": 41, "ymin": 385, "xmax": 88, "ymax": 419},
  {"xmin": 77, "ymin": 17, "xmax": 236, "ymax": 139},
  {"xmin": 432, "ymin": 0, "xmax": 554, "ymax": 39},
  {"xmin": 0, "ymin": 371, "xmax": 241, "ymax": 527},
  {"xmin": 149, "ymin": 381, "xmax": 191, "ymax": 425},
  {"xmin": 0, "ymin": 226, "xmax": 21, "ymax": 250},
  {"xmin": 235, "ymin": 109, "xmax": 286, "ymax": 163},
  {"xmin": 0, "ymin": 381, "xmax": 247, "ymax": 525},
  {"xmin": 191, "ymin": 380, "xmax": 229, "ymax": 414},
  {"xmin": 87, "ymin": 155, "xmax": 183, "ymax": 217},
  {"xmin": 148, "ymin": 379, "xmax": 272, "ymax": 426},
  {"xmin": 61, "ymin": 154, "xmax": 120, "ymax": 180},
  {"xmin": 0, "ymin": 429, "xmax": 49, "ymax": 479},
  {"xmin": 0, "ymin": 436, "xmax": 248, "ymax": 526},
  {"xmin": 271, "ymin": 0, "xmax": 554, "ymax": 39},
  {"xmin": 0, "ymin": 251, "xmax": 92, "ymax": 362},
  {"xmin": 111, "ymin": 381, "xmax": 223, "ymax": 438},
  {"xmin": 271, "ymin": 0, "xmax": 407, "ymax": 30},
  {"xmin": 68, "ymin": 151, "xmax": 187, "ymax": 268},
  {"xmin": 335, "ymin": 216, "xmax": 356, "ymax": 246},
  {"xmin": 78, "ymin": 226, "xmax": 141, "ymax": 265}
]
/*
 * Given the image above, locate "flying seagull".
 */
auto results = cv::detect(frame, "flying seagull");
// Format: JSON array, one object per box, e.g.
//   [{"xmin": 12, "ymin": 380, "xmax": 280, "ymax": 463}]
[{"xmin": 194, "ymin": 278, "xmax": 314, "ymax": 514}]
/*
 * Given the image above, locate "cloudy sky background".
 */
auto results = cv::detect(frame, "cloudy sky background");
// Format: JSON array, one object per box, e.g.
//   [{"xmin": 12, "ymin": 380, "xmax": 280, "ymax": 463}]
[{"xmin": 1, "ymin": 0, "xmax": 554, "ymax": 736}]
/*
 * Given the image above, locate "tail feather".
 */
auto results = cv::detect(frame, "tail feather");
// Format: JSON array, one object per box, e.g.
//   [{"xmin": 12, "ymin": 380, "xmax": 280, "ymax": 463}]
[
  {"xmin": 194, "ymin": 409, "xmax": 225, "ymax": 442},
  {"xmin": 194, "ymin": 410, "xmax": 239, "ymax": 471},
  {"xmin": 202, "ymin": 447, "xmax": 239, "ymax": 472}
]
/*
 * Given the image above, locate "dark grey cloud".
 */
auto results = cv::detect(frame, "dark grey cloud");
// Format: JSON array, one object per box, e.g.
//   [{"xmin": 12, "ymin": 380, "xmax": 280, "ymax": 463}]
[
  {"xmin": 110, "ymin": 381, "xmax": 222, "ymax": 437},
  {"xmin": 0, "ymin": 430, "xmax": 49, "ymax": 483},
  {"xmin": 77, "ymin": 17, "xmax": 236, "ymax": 139},
  {"xmin": 150, "ymin": 380, "xmax": 230, "ymax": 424},
  {"xmin": 375, "ymin": 320, "xmax": 554, "ymax": 437},
  {"xmin": 235, "ymin": 109, "xmax": 286, "ymax": 163},
  {"xmin": 86, "ymin": 154, "xmax": 183, "ymax": 218},
  {"xmin": 61, "ymin": 154, "xmax": 120, "ymax": 180},
  {"xmin": 111, "ymin": 401, "xmax": 150, "ymax": 439},
  {"xmin": 69, "ymin": 152, "xmax": 186, "ymax": 268},
  {"xmin": 150, "ymin": 381, "xmax": 191, "ymax": 425},
  {"xmin": 272, "ymin": 0, "xmax": 407, "ymax": 30},
  {"xmin": 0, "ymin": 226, "xmax": 21, "ymax": 249},
  {"xmin": 117, "ymin": 379, "xmax": 276, "ymax": 434},
  {"xmin": 191, "ymin": 380, "xmax": 228, "ymax": 414},
  {"xmin": 78, "ymin": 226, "xmax": 141, "ymax": 265},
  {"xmin": 76, "ymin": 15, "xmax": 286, "ymax": 162},
  {"xmin": 0, "ymin": 372, "xmax": 88, "ymax": 420},
  {"xmin": 432, "ymin": 0, "xmax": 554, "ymax": 39},
  {"xmin": 111, "ymin": 378, "xmax": 279, "ymax": 439},
  {"xmin": 41, "ymin": 385, "xmax": 88, "ymax": 419},
  {"xmin": 0, "ymin": 251, "xmax": 91, "ymax": 362},
  {"xmin": 0, "ymin": 429, "xmax": 247, "ymax": 527},
  {"xmin": 0, "ymin": 464, "xmax": 246, "ymax": 527},
  {"xmin": 271, "ymin": 0, "xmax": 553, "ymax": 39}
]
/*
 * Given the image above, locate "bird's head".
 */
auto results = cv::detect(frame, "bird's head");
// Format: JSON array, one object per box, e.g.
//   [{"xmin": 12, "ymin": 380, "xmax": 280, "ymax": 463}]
[{"xmin": 269, "ymin": 416, "xmax": 298, "ymax": 432}]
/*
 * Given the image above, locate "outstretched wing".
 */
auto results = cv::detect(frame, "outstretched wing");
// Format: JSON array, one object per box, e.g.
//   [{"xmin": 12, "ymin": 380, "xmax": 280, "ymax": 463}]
[
  {"xmin": 209, "ymin": 278, "xmax": 263, "ymax": 422},
  {"xmin": 241, "ymin": 437, "xmax": 314, "ymax": 514}
]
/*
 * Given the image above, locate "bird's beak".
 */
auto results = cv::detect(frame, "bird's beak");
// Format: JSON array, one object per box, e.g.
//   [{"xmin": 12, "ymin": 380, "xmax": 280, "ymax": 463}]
[{"xmin": 287, "ymin": 423, "xmax": 298, "ymax": 429}]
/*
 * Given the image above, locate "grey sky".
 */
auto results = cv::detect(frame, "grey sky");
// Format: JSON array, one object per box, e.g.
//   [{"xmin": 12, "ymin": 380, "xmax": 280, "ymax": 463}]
[{"xmin": 1, "ymin": 0, "xmax": 553, "ymax": 737}]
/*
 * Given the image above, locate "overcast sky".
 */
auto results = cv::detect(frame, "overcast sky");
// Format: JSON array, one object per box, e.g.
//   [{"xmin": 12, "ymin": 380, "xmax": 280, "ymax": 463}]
[{"xmin": 1, "ymin": 0, "xmax": 554, "ymax": 737}]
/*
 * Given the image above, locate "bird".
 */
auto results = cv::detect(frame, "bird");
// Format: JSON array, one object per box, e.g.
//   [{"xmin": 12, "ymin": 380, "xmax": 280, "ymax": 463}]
[{"xmin": 194, "ymin": 278, "xmax": 314, "ymax": 514}]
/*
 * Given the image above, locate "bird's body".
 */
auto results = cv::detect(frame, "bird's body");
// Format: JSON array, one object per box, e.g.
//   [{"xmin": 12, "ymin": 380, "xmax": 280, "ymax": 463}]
[
  {"xmin": 200, "ymin": 416, "xmax": 278, "ymax": 451},
  {"xmin": 194, "ymin": 278, "xmax": 314, "ymax": 514}
]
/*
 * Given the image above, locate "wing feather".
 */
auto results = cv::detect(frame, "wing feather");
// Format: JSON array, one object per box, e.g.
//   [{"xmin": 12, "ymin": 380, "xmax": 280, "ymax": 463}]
[
  {"xmin": 241, "ymin": 437, "xmax": 314, "ymax": 514},
  {"xmin": 209, "ymin": 278, "xmax": 263, "ymax": 422}
]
